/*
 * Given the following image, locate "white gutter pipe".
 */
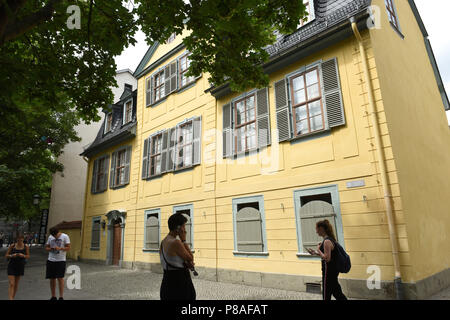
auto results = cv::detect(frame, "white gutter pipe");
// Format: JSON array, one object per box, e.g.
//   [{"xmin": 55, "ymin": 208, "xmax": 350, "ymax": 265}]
[{"xmin": 350, "ymin": 17, "xmax": 405, "ymax": 300}]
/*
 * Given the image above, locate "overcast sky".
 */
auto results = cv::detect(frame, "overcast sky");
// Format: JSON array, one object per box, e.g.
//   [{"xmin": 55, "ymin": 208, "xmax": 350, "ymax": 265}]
[{"xmin": 114, "ymin": 0, "xmax": 450, "ymax": 122}]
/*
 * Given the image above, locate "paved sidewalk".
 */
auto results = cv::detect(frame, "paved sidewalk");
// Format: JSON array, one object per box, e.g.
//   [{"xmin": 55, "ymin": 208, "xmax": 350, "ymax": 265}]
[{"xmin": 0, "ymin": 246, "xmax": 448, "ymax": 300}]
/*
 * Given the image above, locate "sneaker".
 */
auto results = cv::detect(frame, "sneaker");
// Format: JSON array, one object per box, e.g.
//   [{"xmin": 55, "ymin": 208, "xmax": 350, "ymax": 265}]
[
  {"xmin": 58, "ymin": 297, "xmax": 64, "ymax": 300},
  {"xmin": 50, "ymin": 297, "xmax": 57, "ymax": 300}
]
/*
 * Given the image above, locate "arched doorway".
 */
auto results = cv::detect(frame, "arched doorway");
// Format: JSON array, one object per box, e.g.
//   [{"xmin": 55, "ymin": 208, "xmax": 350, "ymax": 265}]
[{"xmin": 105, "ymin": 210, "xmax": 126, "ymax": 266}]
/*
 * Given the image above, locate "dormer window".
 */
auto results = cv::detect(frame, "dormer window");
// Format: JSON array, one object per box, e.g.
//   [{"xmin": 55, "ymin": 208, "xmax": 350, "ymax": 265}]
[
  {"xmin": 123, "ymin": 100, "xmax": 133, "ymax": 125},
  {"xmin": 166, "ymin": 32, "xmax": 176, "ymax": 44},
  {"xmin": 299, "ymin": 0, "xmax": 315, "ymax": 27},
  {"xmin": 104, "ymin": 113, "xmax": 113, "ymax": 133}
]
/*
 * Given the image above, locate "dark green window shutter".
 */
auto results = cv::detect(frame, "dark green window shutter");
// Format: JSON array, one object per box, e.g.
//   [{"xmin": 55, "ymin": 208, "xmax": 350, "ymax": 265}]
[
  {"xmin": 142, "ymin": 138, "xmax": 149, "ymax": 179},
  {"xmin": 167, "ymin": 127, "xmax": 177, "ymax": 171},
  {"xmin": 164, "ymin": 64, "xmax": 171, "ymax": 97},
  {"xmin": 256, "ymin": 88, "xmax": 271, "ymax": 149},
  {"xmin": 123, "ymin": 146, "xmax": 132, "ymax": 185},
  {"xmin": 160, "ymin": 130, "xmax": 169, "ymax": 173},
  {"xmin": 100, "ymin": 155, "xmax": 110, "ymax": 192},
  {"xmin": 146, "ymin": 77, "xmax": 151, "ymax": 106},
  {"xmin": 110, "ymin": 152, "xmax": 117, "ymax": 188},
  {"xmin": 170, "ymin": 61, "xmax": 178, "ymax": 93},
  {"xmin": 321, "ymin": 58, "xmax": 345, "ymax": 128},
  {"xmin": 274, "ymin": 79, "xmax": 292, "ymax": 142},
  {"xmin": 91, "ymin": 159, "xmax": 99, "ymax": 193},
  {"xmin": 222, "ymin": 103, "xmax": 233, "ymax": 158},
  {"xmin": 236, "ymin": 206, "xmax": 264, "ymax": 252},
  {"xmin": 192, "ymin": 116, "xmax": 202, "ymax": 165}
]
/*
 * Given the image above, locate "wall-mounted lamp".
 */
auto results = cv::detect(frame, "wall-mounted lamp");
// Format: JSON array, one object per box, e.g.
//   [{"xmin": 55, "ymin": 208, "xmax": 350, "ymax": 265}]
[{"xmin": 101, "ymin": 220, "xmax": 106, "ymax": 230}]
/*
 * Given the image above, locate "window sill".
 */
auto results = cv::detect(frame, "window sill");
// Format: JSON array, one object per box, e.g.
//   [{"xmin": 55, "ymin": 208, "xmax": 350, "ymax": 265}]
[
  {"xmin": 91, "ymin": 190, "xmax": 107, "ymax": 195},
  {"xmin": 223, "ymin": 145, "xmax": 271, "ymax": 160},
  {"xmin": 289, "ymin": 129, "xmax": 330, "ymax": 145},
  {"xmin": 177, "ymin": 81, "xmax": 196, "ymax": 94},
  {"xmin": 110, "ymin": 184, "xmax": 129, "ymax": 190},
  {"xmin": 148, "ymin": 97, "xmax": 167, "ymax": 108},
  {"xmin": 142, "ymin": 248, "xmax": 159, "ymax": 253},
  {"xmin": 390, "ymin": 21, "xmax": 404, "ymax": 39},
  {"xmin": 296, "ymin": 252, "xmax": 321, "ymax": 259},
  {"xmin": 233, "ymin": 251, "xmax": 269, "ymax": 257},
  {"xmin": 90, "ymin": 247, "xmax": 100, "ymax": 251}
]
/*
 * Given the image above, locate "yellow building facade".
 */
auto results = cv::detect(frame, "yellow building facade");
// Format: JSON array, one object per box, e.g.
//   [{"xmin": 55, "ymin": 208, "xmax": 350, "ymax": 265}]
[{"xmin": 80, "ymin": 0, "xmax": 450, "ymax": 299}]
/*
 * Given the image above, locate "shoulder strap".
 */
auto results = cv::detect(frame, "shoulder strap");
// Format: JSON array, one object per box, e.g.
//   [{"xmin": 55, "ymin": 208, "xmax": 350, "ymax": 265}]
[{"xmin": 160, "ymin": 242, "xmax": 184, "ymax": 271}]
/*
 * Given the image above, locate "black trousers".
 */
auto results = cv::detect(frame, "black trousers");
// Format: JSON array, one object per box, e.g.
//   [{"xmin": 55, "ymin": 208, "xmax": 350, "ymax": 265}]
[
  {"xmin": 160, "ymin": 269, "xmax": 196, "ymax": 301},
  {"xmin": 322, "ymin": 264, "xmax": 347, "ymax": 300}
]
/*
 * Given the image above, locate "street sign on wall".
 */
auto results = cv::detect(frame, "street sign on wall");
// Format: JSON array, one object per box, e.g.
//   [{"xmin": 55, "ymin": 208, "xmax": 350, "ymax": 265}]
[{"xmin": 38, "ymin": 209, "xmax": 49, "ymax": 245}]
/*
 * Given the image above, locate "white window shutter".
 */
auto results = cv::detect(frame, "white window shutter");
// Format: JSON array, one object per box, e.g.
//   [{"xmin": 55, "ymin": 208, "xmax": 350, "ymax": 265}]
[
  {"xmin": 256, "ymin": 88, "xmax": 271, "ymax": 149},
  {"xmin": 274, "ymin": 79, "xmax": 292, "ymax": 142}
]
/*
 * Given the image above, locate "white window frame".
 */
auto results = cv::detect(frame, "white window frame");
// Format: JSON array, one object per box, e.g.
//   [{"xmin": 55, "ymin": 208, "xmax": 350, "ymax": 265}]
[
  {"xmin": 172, "ymin": 204, "xmax": 194, "ymax": 251},
  {"xmin": 122, "ymin": 99, "xmax": 133, "ymax": 125}
]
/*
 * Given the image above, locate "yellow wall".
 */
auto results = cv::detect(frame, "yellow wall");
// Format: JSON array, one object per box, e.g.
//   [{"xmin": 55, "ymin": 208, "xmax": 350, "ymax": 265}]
[
  {"xmin": 215, "ymin": 35, "xmax": 411, "ymax": 282},
  {"xmin": 369, "ymin": 0, "xmax": 450, "ymax": 282},
  {"xmin": 80, "ymin": 138, "xmax": 140, "ymax": 262},
  {"xmin": 60, "ymin": 228, "xmax": 81, "ymax": 260}
]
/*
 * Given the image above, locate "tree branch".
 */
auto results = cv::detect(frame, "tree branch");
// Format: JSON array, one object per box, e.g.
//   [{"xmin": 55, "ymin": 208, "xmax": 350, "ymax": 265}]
[{"xmin": 1, "ymin": 0, "xmax": 62, "ymax": 45}]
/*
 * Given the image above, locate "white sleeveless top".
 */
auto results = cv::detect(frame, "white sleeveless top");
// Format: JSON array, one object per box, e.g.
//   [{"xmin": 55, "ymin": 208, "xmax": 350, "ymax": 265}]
[{"xmin": 160, "ymin": 243, "xmax": 185, "ymax": 270}]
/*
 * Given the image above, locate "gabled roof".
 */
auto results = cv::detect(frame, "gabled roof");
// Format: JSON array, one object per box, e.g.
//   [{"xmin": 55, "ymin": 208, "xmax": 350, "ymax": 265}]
[
  {"xmin": 133, "ymin": 42, "xmax": 159, "ymax": 78},
  {"xmin": 80, "ymin": 87, "xmax": 138, "ymax": 158}
]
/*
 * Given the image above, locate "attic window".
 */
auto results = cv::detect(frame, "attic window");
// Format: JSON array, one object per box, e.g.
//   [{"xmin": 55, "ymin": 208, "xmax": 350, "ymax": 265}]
[
  {"xmin": 104, "ymin": 113, "xmax": 113, "ymax": 133},
  {"xmin": 123, "ymin": 100, "xmax": 133, "ymax": 124},
  {"xmin": 166, "ymin": 32, "xmax": 176, "ymax": 44},
  {"xmin": 299, "ymin": 0, "xmax": 315, "ymax": 27}
]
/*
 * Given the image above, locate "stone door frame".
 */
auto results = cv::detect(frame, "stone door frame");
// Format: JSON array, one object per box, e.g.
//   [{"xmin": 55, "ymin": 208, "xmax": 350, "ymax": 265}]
[{"xmin": 105, "ymin": 210, "xmax": 126, "ymax": 266}]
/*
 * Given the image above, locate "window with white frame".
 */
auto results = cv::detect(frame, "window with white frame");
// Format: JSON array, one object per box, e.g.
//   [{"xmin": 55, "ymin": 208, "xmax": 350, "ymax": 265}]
[
  {"xmin": 104, "ymin": 113, "xmax": 113, "ymax": 133},
  {"xmin": 298, "ymin": 0, "xmax": 316, "ymax": 28},
  {"xmin": 150, "ymin": 133, "xmax": 163, "ymax": 176},
  {"xmin": 176, "ymin": 121, "xmax": 194, "ymax": 169},
  {"xmin": 123, "ymin": 100, "xmax": 133, "ymax": 124},
  {"xmin": 179, "ymin": 53, "xmax": 195, "ymax": 88},
  {"xmin": 144, "ymin": 210, "xmax": 160, "ymax": 251},
  {"xmin": 153, "ymin": 70, "xmax": 165, "ymax": 103},
  {"xmin": 232, "ymin": 196, "xmax": 268, "ymax": 255},
  {"xmin": 110, "ymin": 146, "xmax": 131, "ymax": 188},
  {"xmin": 385, "ymin": 0, "xmax": 401, "ymax": 33}
]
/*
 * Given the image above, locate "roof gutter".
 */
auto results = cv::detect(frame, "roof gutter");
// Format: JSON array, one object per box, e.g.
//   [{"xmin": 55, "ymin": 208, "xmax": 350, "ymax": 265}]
[{"xmin": 350, "ymin": 17, "xmax": 405, "ymax": 300}]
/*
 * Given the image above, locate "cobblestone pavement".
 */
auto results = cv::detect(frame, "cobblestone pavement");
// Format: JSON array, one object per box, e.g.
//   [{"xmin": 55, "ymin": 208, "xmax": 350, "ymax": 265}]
[{"xmin": 0, "ymin": 246, "xmax": 448, "ymax": 300}]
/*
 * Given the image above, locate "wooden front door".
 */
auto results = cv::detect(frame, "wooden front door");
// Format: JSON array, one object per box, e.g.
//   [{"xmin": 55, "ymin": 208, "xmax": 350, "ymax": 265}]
[{"xmin": 112, "ymin": 222, "xmax": 122, "ymax": 266}]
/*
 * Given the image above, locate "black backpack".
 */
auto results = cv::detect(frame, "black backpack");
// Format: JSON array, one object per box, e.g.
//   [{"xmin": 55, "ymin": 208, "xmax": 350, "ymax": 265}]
[{"xmin": 327, "ymin": 238, "xmax": 351, "ymax": 273}]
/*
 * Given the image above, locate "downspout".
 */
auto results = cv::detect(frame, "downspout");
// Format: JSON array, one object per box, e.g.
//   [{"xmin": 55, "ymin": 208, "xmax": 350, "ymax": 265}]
[{"xmin": 350, "ymin": 17, "xmax": 405, "ymax": 300}]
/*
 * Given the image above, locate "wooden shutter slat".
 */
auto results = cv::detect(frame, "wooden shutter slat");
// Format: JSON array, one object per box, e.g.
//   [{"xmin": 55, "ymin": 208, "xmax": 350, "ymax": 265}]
[
  {"xmin": 236, "ymin": 206, "xmax": 263, "ymax": 252},
  {"xmin": 321, "ymin": 58, "xmax": 345, "ymax": 128},
  {"xmin": 91, "ymin": 159, "xmax": 99, "ymax": 193},
  {"xmin": 123, "ymin": 146, "xmax": 132, "ymax": 185},
  {"xmin": 109, "ymin": 152, "xmax": 117, "ymax": 188},
  {"xmin": 167, "ymin": 127, "xmax": 176, "ymax": 172},
  {"xmin": 274, "ymin": 79, "xmax": 292, "ymax": 142},
  {"xmin": 222, "ymin": 103, "xmax": 232, "ymax": 158},
  {"xmin": 160, "ymin": 130, "xmax": 169, "ymax": 173},
  {"xmin": 146, "ymin": 77, "xmax": 151, "ymax": 106},
  {"xmin": 193, "ymin": 116, "xmax": 202, "ymax": 165},
  {"xmin": 142, "ymin": 138, "xmax": 149, "ymax": 179},
  {"xmin": 256, "ymin": 88, "xmax": 271, "ymax": 149},
  {"xmin": 101, "ymin": 155, "xmax": 110, "ymax": 192}
]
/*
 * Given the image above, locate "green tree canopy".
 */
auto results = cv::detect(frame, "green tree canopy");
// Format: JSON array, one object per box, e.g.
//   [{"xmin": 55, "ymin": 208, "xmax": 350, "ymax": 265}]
[{"xmin": 0, "ymin": 0, "xmax": 306, "ymax": 219}]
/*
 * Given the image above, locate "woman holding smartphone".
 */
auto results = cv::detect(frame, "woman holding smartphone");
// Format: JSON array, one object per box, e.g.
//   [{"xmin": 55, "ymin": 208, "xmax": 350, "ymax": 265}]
[
  {"xmin": 306, "ymin": 220, "xmax": 347, "ymax": 300},
  {"xmin": 5, "ymin": 233, "xmax": 30, "ymax": 300},
  {"xmin": 159, "ymin": 213, "xmax": 196, "ymax": 300}
]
